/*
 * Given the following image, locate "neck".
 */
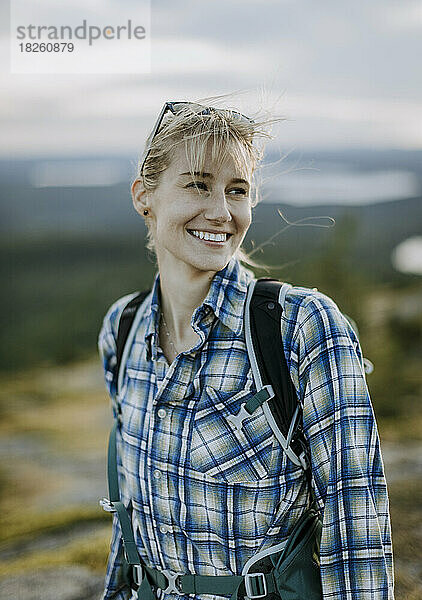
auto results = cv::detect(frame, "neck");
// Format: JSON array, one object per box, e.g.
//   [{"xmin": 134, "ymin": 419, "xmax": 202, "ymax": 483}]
[{"xmin": 157, "ymin": 256, "xmax": 218, "ymax": 344}]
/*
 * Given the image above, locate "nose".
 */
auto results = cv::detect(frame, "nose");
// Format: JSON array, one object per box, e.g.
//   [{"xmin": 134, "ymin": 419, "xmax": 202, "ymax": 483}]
[{"xmin": 203, "ymin": 189, "xmax": 232, "ymax": 223}]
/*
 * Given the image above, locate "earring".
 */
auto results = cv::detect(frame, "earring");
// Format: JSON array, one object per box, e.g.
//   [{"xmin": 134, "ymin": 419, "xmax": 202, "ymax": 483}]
[{"xmin": 143, "ymin": 209, "xmax": 149, "ymax": 216}]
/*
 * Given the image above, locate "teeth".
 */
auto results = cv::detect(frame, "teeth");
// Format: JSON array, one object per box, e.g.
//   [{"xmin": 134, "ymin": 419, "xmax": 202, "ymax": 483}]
[{"xmin": 190, "ymin": 230, "xmax": 228, "ymax": 242}]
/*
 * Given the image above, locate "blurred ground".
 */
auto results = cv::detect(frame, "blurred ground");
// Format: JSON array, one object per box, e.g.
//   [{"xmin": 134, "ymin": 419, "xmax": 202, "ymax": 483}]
[{"xmin": 0, "ymin": 359, "xmax": 421, "ymax": 599}]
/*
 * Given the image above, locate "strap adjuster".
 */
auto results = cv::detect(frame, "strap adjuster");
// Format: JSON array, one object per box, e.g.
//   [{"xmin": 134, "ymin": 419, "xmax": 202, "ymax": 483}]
[
  {"xmin": 99, "ymin": 497, "xmax": 116, "ymax": 513},
  {"xmin": 132, "ymin": 564, "xmax": 144, "ymax": 586},
  {"xmin": 161, "ymin": 569, "xmax": 184, "ymax": 594},
  {"xmin": 244, "ymin": 572, "xmax": 267, "ymax": 599}
]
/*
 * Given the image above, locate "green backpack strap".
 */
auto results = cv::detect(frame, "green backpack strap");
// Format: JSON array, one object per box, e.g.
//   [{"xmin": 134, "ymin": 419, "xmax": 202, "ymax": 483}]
[
  {"xmin": 106, "ymin": 420, "xmax": 139, "ymax": 565},
  {"xmin": 100, "ymin": 291, "xmax": 155, "ymax": 597}
]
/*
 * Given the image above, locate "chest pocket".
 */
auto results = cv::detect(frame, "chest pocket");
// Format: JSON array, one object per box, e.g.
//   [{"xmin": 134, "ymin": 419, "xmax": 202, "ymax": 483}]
[{"xmin": 189, "ymin": 385, "xmax": 277, "ymax": 484}]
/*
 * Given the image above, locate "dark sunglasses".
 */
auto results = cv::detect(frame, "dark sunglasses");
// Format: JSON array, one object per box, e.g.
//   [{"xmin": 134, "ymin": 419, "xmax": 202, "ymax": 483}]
[{"xmin": 139, "ymin": 101, "xmax": 254, "ymax": 176}]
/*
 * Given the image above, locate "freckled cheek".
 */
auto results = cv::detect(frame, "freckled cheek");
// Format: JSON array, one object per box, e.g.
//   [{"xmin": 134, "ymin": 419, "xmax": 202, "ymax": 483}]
[
  {"xmin": 167, "ymin": 202, "xmax": 198, "ymax": 222},
  {"xmin": 238, "ymin": 209, "xmax": 252, "ymax": 235}
]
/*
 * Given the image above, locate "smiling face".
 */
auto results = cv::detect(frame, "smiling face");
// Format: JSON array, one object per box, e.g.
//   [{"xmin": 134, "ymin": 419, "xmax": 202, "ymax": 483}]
[{"xmin": 132, "ymin": 141, "xmax": 253, "ymax": 277}]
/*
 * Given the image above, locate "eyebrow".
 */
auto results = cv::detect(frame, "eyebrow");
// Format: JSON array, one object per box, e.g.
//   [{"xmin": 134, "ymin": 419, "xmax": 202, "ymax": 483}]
[{"xmin": 179, "ymin": 172, "xmax": 250, "ymax": 185}]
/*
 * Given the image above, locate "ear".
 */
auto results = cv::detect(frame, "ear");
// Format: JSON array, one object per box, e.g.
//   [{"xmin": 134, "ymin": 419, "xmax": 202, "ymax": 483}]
[{"xmin": 131, "ymin": 178, "xmax": 151, "ymax": 217}]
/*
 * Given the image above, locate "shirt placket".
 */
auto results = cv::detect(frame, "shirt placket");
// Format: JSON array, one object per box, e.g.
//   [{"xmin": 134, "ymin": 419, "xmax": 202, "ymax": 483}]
[{"xmin": 145, "ymin": 345, "xmax": 196, "ymax": 572}]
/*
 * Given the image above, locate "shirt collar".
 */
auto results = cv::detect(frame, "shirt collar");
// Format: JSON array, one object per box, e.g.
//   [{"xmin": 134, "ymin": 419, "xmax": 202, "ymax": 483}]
[
  {"xmin": 144, "ymin": 256, "xmax": 255, "ymax": 358},
  {"xmin": 197, "ymin": 256, "xmax": 255, "ymax": 336},
  {"xmin": 143, "ymin": 272, "xmax": 162, "ymax": 360}
]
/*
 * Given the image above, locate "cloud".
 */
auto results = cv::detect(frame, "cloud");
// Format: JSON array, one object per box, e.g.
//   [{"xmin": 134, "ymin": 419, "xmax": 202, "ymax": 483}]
[
  {"xmin": 1, "ymin": 0, "xmax": 421, "ymax": 156},
  {"xmin": 372, "ymin": 1, "xmax": 422, "ymax": 32}
]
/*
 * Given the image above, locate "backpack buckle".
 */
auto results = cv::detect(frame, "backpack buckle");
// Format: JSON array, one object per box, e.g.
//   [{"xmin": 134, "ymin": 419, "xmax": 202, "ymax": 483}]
[
  {"xmin": 244, "ymin": 572, "xmax": 267, "ymax": 599},
  {"xmin": 227, "ymin": 385, "xmax": 275, "ymax": 432},
  {"xmin": 132, "ymin": 564, "xmax": 144, "ymax": 586},
  {"xmin": 227, "ymin": 403, "xmax": 252, "ymax": 432},
  {"xmin": 99, "ymin": 497, "xmax": 116, "ymax": 513},
  {"xmin": 160, "ymin": 569, "xmax": 184, "ymax": 594}
]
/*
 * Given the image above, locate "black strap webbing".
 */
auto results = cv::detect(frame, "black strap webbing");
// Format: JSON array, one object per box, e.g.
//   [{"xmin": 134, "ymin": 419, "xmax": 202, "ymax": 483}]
[
  {"xmin": 112, "ymin": 290, "xmax": 150, "ymax": 396},
  {"xmin": 250, "ymin": 279, "xmax": 306, "ymax": 460}
]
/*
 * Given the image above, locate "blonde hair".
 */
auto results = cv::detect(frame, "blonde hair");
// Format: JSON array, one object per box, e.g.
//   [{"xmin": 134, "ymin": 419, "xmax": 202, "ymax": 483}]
[{"xmin": 135, "ymin": 93, "xmax": 285, "ymax": 269}]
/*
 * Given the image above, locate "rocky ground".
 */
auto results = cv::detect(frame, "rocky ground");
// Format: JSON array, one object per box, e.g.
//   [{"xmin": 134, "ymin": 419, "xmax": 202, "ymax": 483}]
[{"xmin": 0, "ymin": 567, "xmax": 104, "ymax": 600}]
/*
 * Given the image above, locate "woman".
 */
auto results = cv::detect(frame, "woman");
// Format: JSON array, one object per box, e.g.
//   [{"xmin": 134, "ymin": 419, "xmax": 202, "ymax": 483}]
[{"xmin": 98, "ymin": 100, "xmax": 394, "ymax": 600}]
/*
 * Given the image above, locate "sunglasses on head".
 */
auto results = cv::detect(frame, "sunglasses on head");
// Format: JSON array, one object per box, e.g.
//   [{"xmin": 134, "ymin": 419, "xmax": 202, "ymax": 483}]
[{"xmin": 139, "ymin": 101, "xmax": 254, "ymax": 177}]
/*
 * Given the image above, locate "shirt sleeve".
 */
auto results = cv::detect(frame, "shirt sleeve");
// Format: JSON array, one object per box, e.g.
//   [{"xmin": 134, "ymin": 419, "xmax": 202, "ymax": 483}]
[
  {"xmin": 98, "ymin": 293, "xmax": 139, "ymax": 600},
  {"xmin": 293, "ymin": 291, "xmax": 394, "ymax": 600}
]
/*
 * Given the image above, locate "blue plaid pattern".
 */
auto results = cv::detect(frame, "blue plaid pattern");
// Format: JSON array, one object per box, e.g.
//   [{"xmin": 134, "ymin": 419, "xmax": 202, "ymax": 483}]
[{"xmin": 98, "ymin": 256, "xmax": 394, "ymax": 600}]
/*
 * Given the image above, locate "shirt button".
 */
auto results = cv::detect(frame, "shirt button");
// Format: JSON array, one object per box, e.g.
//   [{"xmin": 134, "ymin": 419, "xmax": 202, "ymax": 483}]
[
  {"xmin": 157, "ymin": 408, "xmax": 167, "ymax": 419},
  {"xmin": 160, "ymin": 524, "xmax": 169, "ymax": 534},
  {"xmin": 153, "ymin": 469, "xmax": 162, "ymax": 479}
]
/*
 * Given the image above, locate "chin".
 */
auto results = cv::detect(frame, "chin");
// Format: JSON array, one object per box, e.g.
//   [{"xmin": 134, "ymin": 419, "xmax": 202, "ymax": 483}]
[{"xmin": 186, "ymin": 253, "xmax": 232, "ymax": 273}]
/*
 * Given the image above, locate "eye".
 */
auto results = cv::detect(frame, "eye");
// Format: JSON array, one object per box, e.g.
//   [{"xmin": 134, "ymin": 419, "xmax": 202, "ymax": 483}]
[
  {"xmin": 186, "ymin": 181, "xmax": 208, "ymax": 192},
  {"xmin": 185, "ymin": 182, "xmax": 248, "ymax": 197},
  {"xmin": 227, "ymin": 187, "xmax": 248, "ymax": 196}
]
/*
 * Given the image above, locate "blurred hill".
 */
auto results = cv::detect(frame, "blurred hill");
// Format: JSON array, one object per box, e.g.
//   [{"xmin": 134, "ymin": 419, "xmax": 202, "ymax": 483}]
[{"xmin": 1, "ymin": 148, "xmax": 422, "ymax": 233}]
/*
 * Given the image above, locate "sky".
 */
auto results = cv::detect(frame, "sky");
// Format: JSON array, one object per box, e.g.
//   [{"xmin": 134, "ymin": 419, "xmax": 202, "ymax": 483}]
[{"xmin": 1, "ymin": 0, "xmax": 421, "ymax": 158}]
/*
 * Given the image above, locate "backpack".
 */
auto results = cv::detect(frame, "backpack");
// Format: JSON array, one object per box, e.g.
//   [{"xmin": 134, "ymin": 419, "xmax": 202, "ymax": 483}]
[{"xmin": 100, "ymin": 277, "xmax": 372, "ymax": 599}]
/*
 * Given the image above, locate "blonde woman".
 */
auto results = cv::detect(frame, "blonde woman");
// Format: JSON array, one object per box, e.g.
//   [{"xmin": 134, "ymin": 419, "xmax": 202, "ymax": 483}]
[{"xmin": 98, "ymin": 100, "xmax": 394, "ymax": 600}]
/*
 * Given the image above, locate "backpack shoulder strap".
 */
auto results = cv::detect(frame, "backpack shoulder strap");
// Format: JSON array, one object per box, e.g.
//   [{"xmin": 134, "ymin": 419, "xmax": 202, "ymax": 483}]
[
  {"xmin": 112, "ymin": 290, "xmax": 151, "ymax": 403},
  {"xmin": 244, "ymin": 277, "xmax": 309, "ymax": 470},
  {"xmin": 100, "ymin": 288, "xmax": 151, "ymax": 570}
]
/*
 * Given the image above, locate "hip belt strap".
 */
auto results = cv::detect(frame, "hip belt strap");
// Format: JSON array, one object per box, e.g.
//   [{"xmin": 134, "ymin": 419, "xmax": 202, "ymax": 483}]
[{"xmin": 134, "ymin": 563, "xmax": 277, "ymax": 600}]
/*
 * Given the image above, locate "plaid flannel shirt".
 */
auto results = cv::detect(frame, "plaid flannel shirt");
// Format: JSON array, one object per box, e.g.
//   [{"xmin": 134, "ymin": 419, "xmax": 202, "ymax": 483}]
[{"xmin": 98, "ymin": 256, "xmax": 394, "ymax": 600}]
